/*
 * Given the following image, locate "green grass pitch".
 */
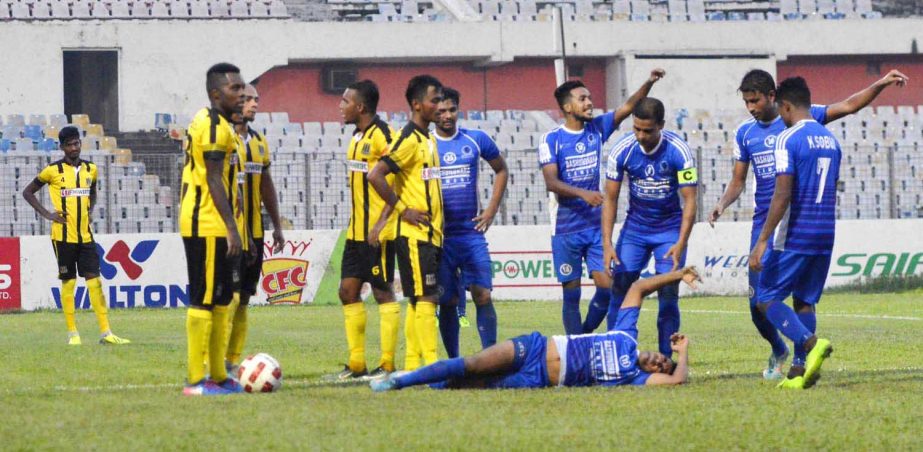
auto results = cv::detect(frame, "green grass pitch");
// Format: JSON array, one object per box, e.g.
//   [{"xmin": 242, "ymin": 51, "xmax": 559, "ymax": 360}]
[{"xmin": 1, "ymin": 293, "xmax": 921, "ymax": 450}]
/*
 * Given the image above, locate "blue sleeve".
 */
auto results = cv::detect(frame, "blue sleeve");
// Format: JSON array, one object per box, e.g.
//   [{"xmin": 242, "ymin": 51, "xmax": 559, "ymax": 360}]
[
  {"xmin": 591, "ymin": 111, "xmax": 617, "ymax": 142},
  {"xmin": 538, "ymin": 132, "xmax": 557, "ymax": 167},
  {"xmin": 476, "ymin": 131, "xmax": 501, "ymax": 161},
  {"xmin": 668, "ymin": 136, "xmax": 698, "ymax": 187},
  {"xmin": 612, "ymin": 307, "xmax": 640, "ymax": 336},
  {"xmin": 733, "ymin": 125, "xmax": 749, "ymax": 162},
  {"xmin": 606, "ymin": 134, "xmax": 634, "ymax": 182},
  {"xmin": 774, "ymin": 132, "xmax": 796, "ymax": 175},
  {"xmin": 810, "ymin": 105, "xmax": 829, "ymax": 125},
  {"xmin": 627, "ymin": 371, "xmax": 651, "ymax": 386}
]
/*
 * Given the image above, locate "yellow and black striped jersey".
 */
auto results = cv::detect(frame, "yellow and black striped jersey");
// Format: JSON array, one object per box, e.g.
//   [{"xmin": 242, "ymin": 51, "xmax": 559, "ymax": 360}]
[
  {"xmin": 180, "ymin": 107, "xmax": 246, "ymax": 239},
  {"xmin": 238, "ymin": 127, "xmax": 271, "ymax": 240},
  {"xmin": 347, "ymin": 115, "xmax": 397, "ymax": 242},
  {"xmin": 381, "ymin": 122, "xmax": 443, "ymax": 246},
  {"xmin": 35, "ymin": 159, "xmax": 97, "ymax": 244}
]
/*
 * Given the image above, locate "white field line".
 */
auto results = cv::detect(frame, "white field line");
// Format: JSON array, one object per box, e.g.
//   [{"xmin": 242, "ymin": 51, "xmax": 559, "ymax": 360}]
[{"xmin": 648, "ymin": 308, "xmax": 922, "ymax": 322}]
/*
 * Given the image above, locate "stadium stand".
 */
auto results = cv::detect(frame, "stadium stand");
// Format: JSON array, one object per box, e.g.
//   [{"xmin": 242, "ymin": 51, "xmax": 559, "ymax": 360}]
[{"xmin": 0, "ymin": 0, "xmax": 288, "ymax": 19}]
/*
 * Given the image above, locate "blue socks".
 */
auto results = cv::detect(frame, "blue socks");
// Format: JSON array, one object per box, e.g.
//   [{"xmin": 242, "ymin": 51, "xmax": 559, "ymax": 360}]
[
  {"xmin": 457, "ymin": 296, "xmax": 467, "ymax": 318},
  {"xmin": 750, "ymin": 302, "xmax": 789, "ymax": 357},
  {"xmin": 793, "ymin": 309, "xmax": 817, "ymax": 366},
  {"xmin": 438, "ymin": 304, "xmax": 461, "ymax": 358},
  {"xmin": 582, "ymin": 287, "xmax": 609, "ymax": 333},
  {"xmin": 607, "ymin": 271, "xmax": 639, "ymax": 331},
  {"xmin": 394, "ymin": 357, "xmax": 466, "ymax": 389},
  {"xmin": 656, "ymin": 282, "xmax": 681, "ymax": 357},
  {"xmin": 475, "ymin": 302, "xmax": 497, "ymax": 349},
  {"xmin": 562, "ymin": 286, "xmax": 582, "ymax": 334},
  {"xmin": 763, "ymin": 301, "xmax": 813, "ymax": 358}
]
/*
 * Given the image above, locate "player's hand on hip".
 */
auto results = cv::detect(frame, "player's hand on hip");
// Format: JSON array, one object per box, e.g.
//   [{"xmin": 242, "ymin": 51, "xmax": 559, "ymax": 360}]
[
  {"xmin": 581, "ymin": 191, "xmax": 604, "ymax": 207},
  {"xmin": 880, "ymin": 69, "xmax": 909, "ymax": 87},
  {"xmin": 604, "ymin": 245, "xmax": 620, "ymax": 274},
  {"xmin": 272, "ymin": 229, "xmax": 285, "ymax": 254},
  {"xmin": 649, "ymin": 68, "xmax": 666, "ymax": 83},
  {"xmin": 48, "ymin": 211, "xmax": 67, "ymax": 224},
  {"xmin": 748, "ymin": 240, "xmax": 767, "ymax": 273},
  {"xmin": 707, "ymin": 205, "xmax": 723, "ymax": 227},
  {"xmin": 472, "ymin": 209, "xmax": 496, "ymax": 233},
  {"xmin": 227, "ymin": 230, "xmax": 242, "ymax": 257},
  {"xmin": 367, "ymin": 225, "xmax": 382, "ymax": 248},
  {"xmin": 402, "ymin": 208, "xmax": 431, "ymax": 227},
  {"xmin": 664, "ymin": 242, "xmax": 685, "ymax": 271}
]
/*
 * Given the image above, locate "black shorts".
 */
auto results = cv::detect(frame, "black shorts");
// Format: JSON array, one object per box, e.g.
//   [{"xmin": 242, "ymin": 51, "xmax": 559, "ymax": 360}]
[
  {"xmin": 395, "ymin": 237, "xmax": 441, "ymax": 300},
  {"xmin": 183, "ymin": 237, "xmax": 239, "ymax": 308},
  {"xmin": 341, "ymin": 239, "xmax": 395, "ymax": 291},
  {"xmin": 239, "ymin": 238, "xmax": 265, "ymax": 298},
  {"xmin": 52, "ymin": 241, "xmax": 101, "ymax": 280}
]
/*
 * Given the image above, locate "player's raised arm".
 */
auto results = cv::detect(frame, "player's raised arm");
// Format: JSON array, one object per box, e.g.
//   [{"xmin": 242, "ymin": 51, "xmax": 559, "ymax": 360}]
[
  {"xmin": 645, "ymin": 333, "xmax": 689, "ymax": 386},
  {"xmin": 623, "ymin": 267, "xmax": 701, "ymax": 309},
  {"xmin": 612, "ymin": 68, "xmax": 665, "ymax": 126},
  {"xmin": 824, "ymin": 69, "xmax": 908, "ymax": 123}
]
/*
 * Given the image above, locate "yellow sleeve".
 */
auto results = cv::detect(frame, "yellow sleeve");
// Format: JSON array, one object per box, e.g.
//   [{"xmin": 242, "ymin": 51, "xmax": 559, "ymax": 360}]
[
  {"xmin": 382, "ymin": 133, "xmax": 417, "ymax": 173},
  {"xmin": 36, "ymin": 165, "xmax": 54, "ymax": 184},
  {"xmin": 261, "ymin": 135, "xmax": 271, "ymax": 167},
  {"xmin": 197, "ymin": 115, "xmax": 233, "ymax": 154},
  {"xmin": 370, "ymin": 128, "xmax": 392, "ymax": 161}
]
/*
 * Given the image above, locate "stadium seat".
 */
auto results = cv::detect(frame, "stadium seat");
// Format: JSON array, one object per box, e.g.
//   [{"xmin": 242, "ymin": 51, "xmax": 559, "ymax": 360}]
[
  {"xmin": 71, "ymin": 114, "xmax": 91, "ymax": 129},
  {"xmin": 14, "ymin": 138, "xmax": 35, "ymax": 151},
  {"xmin": 130, "ymin": 0, "xmax": 149, "ymax": 17},
  {"xmin": 250, "ymin": 0, "xmax": 268, "ymax": 16},
  {"xmin": 100, "ymin": 136, "xmax": 118, "ymax": 150},
  {"xmin": 32, "ymin": 1, "xmax": 53, "ymax": 19},
  {"xmin": 270, "ymin": 111, "xmax": 290, "ymax": 123},
  {"xmin": 165, "ymin": 0, "xmax": 186, "ymax": 17},
  {"xmin": 22, "ymin": 125, "xmax": 43, "ymax": 141},
  {"xmin": 268, "ymin": 0, "xmax": 286, "ymax": 17},
  {"xmin": 209, "ymin": 0, "xmax": 229, "ymax": 17},
  {"xmin": 189, "ymin": 0, "xmax": 209, "ymax": 17},
  {"xmin": 85, "ymin": 123, "xmax": 105, "ymax": 137},
  {"xmin": 10, "ymin": 1, "xmax": 29, "ymax": 18},
  {"xmin": 90, "ymin": 1, "xmax": 109, "ymax": 17},
  {"xmin": 50, "ymin": 0, "xmax": 69, "ymax": 17},
  {"xmin": 230, "ymin": 0, "xmax": 248, "ymax": 17},
  {"xmin": 110, "ymin": 0, "xmax": 130, "ymax": 17}
]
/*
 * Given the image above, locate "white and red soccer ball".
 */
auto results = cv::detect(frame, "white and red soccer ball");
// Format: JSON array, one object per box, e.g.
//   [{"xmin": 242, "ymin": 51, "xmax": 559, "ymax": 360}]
[{"xmin": 237, "ymin": 353, "xmax": 282, "ymax": 393}]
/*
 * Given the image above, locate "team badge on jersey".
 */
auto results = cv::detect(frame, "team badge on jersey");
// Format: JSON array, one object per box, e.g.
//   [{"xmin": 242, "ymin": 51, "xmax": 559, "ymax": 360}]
[
  {"xmin": 461, "ymin": 146, "xmax": 473, "ymax": 156},
  {"xmin": 764, "ymin": 135, "xmax": 777, "ymax": 147},
  {"xmin": 444, "ymin": 152, "xmax": 457, "ymax": 164},
  {"xmin": 645, "ymin": 165, "xmax": 655, "ymax": 177},
  {"xmin": 576, "ymin": 142, "xmax": 586, "ymax": 153}
]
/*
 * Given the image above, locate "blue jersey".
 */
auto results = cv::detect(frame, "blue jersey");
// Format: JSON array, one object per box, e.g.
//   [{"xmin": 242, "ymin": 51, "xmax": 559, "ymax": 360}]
[
  {"xmin": 773, "ymin": 119, "xmax": 841, "ymax": 255},
  {"xmin": 559, "ymin": 308, "xmax": 649, "ymax": 387},
  {"xmin": 606, "ymin": 130, "xmax": 697, "ymax": 233},
  {"xmin": 734, "ymin": 105, "xmax": 828, "ymax": 226},
  {"xmin": 538, "ymin": 112, "xmax": 618, "ymax": 235},
  {"xmin": 436, "ymin": 128, "xmax": 501, "ymax": 237}
]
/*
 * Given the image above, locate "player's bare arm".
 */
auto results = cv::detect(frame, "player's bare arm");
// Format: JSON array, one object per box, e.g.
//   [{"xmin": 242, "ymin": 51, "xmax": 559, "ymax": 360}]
[
  {"xmin": 645, "ymin": 334, "xmax": 689, "ymax": 386},
  {"xmin": 749, "ymin": 174, "xmax": 793, "ymax": 272},
  {"xmin": 601, "ymin": 178, "xmax": 623, "ymax": 270},
  {"xmin": 665, "ymin": 185, "xmax": 697, "ymax": 271},
  {"xmin": 613, "ymin": 68, "xmax": 666, "ymax": 125},
  {"xmin": 825, "ymin": 69, "xmax": 909, "ymax": 122},
  {"xmin": 204, "ymin": 153, "xmax": 241, "ymax": 257},
  {"xmin": 709, "ymin": 160, "xmax": 749, "ymax": 226},
  {"xmin": 367, "ymin": 202, "xmax": 393, "ymax": 247},
  {"xmin": 368, "ymin": 161, "xmax": 430, "ymax": 227},
  {"xmin": 22, "ymin": 180, "xmax": 65, "ymax": 224},
  {"xmin": 260, "ymin": 167, "xmax": 285, "ymax": 253},
  {"xmin": 473, "ymin": 155, "xmax": 508, "ymax": 233},
  {"xmin": 541, "ymin": 164, "xmax": 603, "ymax": 206}
]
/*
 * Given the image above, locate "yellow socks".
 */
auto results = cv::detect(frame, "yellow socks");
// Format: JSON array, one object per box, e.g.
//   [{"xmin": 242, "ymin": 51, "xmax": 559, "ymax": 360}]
[
  {"xmin": 404, "ymin": 302, "xmax": 422, "ymax": 370},
  {"xmin": 415, "ymin": 301, "xmax": 438, "ymax": 366},
  {"xmin": 186, "ymin": 309, "xmax": 212, "ymax": 384},
  {"xmin": 86, "ymin": 277, "xmax": 110, "ymax": 334},
  {"xmin": 378, "ymin": 302, "xmax": 401, "ymax": 372},
  {"xmin": 343, "ymin": 302, "xmax": 367, "ymax": 373},
  {"xmin": 61, "ymin": 279, "xmax": 77, "ymax": 333},
  {"xmin": 226, "ymin": 300, "xmax": 248, "ymax": 365},
  {"xmin": 209, "ymin": 305, "xmax": 230, "ymax": 382}
]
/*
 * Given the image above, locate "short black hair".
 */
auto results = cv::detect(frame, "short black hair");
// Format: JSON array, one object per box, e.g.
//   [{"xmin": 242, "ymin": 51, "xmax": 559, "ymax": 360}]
[
  {"xmin": 738, "ymin": 69, "xmax": 776, "ymax": 95},
  {"xmin": 442, "ymin": 87, "xmax": 460, "ymax": 107},
  {"xmin": 775, "ymin": 76, "xmax": 812, "ymax": 108},
  {"xmin": 59, "ymin": 126, "xmax": 81, "ymax": 144},
  {"xmin": 405, "ymin": 74, "xmax": 443, "ymax": 107},
  {"xmin": 206, "ymin": 62, "xmax": 241, "ymax": 93},
  {"xmin": 348, "ymin": 79, "xmax": 380, "ymax": 113},
  {"xmin": 553, "ymin": 80, "xmax": 586, "ymax": 110},
  {"xmin": 632, "ymin": 97, "xmax": 665, "ymax": 123}
]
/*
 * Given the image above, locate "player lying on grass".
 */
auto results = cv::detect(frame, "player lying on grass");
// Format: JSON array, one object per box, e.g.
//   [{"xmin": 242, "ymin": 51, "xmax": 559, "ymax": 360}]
[{"xmin": 371, "ymin": 267, "xmax": 700, "ymax": 392}]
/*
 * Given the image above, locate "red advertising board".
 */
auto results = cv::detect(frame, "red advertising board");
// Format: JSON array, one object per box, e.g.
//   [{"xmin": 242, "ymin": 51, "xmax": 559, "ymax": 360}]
[{"xmin": 0, "ymin": 237, "xmax": 21, "ymax": 310}]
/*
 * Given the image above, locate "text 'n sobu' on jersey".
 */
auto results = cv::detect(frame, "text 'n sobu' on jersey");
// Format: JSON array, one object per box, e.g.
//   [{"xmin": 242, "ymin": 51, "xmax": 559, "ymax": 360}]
[
  {"xmin": 381, "ymin": 122, "xmax": 444, "ymax": 246},
  {"xmin": 180, "ymin": 108, "xmax": 245, "ymax": 239},
  {"xmin": 346, "ymin": 115, "xmax": 398, "ymax": 243},
  {"xmin": 35, "ymin": 159, "xmax": 97, "ymax": 244}
]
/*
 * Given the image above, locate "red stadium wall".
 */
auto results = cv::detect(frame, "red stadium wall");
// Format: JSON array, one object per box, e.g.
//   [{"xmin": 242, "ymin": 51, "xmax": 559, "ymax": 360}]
[
  {"xmin": 778, "ymin": 55, "xmax": 923, "ymax": 106},
  {"xmin": 253, "ymin": 59, "xmax": 607, "ymax": 122}
]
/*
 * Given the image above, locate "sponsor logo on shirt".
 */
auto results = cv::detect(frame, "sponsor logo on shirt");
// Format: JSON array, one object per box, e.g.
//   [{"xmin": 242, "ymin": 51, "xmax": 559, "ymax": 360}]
[
  {"xmin": 422, "ymin": 167, "xmax": 441, "ymax": 181},
  {"xmin": 60, "ymin": 188, "xmax": 91, "ymax": 197},
  {"xmin": 244, "ymin": 162, "xmax": 263, "ymax": 174},
  {"xmin": 346, "ymin": 160, "xmax": 369, "ymax": 173}
]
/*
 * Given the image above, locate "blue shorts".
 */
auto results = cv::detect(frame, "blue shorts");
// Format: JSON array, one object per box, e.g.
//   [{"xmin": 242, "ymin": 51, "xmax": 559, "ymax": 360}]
[
  {"xmin": 757, "ymin": 250, "xmax": 831, "ymax": 305},
  {"xmin": 438, "ymin": 235, "xmax": 493, "ymax": 305},
  {"xmin": 551, "ymin": 228, "xmax": 604, "ymax": 283},
  {"xmin": 613, "ymin": 228, "xmax": 685, "ymax": 275},
  {"xmin": 486, "ymin": 332, "xmax": 550, "ymax": 389},
  {"xmin": 747, "ymin": 222, "xmax": 775, "ymax": 304}
]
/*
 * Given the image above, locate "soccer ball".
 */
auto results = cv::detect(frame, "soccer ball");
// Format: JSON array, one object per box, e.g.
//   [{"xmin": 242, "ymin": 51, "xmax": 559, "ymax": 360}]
[{"xmin": 237, "ymin": 353, "xmax": 282, "ymax": 393}]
